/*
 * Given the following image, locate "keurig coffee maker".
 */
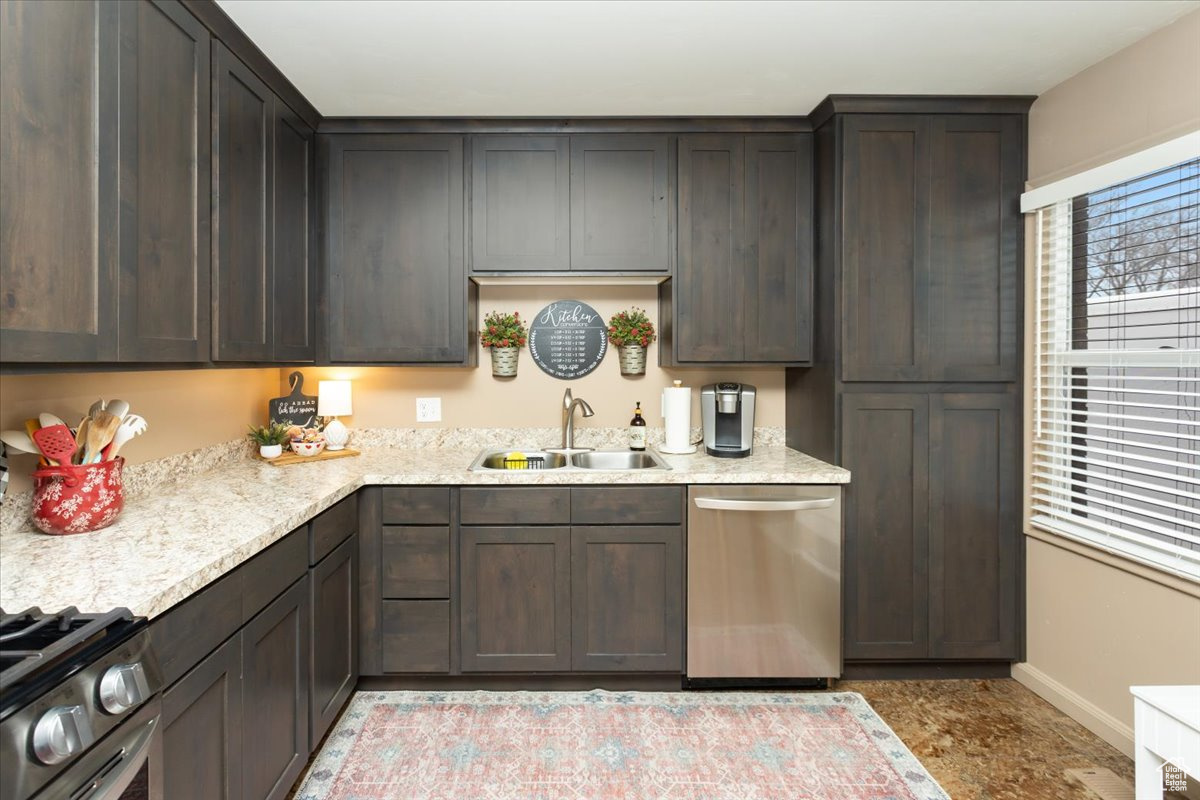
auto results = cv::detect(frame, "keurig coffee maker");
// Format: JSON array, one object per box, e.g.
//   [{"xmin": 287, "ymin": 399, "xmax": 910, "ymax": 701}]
[{"xmin": 700, "ymin": 383, "xmax": 756, "ymax": 458}]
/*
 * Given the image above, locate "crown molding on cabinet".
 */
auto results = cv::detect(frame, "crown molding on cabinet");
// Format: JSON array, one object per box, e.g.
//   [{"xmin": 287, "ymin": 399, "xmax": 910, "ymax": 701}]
[
  {"xmin": 808, "ymin": 94, "xmax": 1036, "ymax": 130},
  {"xmin": 317, "ymin": 117, "xmax": 813, "ymax": 135}
]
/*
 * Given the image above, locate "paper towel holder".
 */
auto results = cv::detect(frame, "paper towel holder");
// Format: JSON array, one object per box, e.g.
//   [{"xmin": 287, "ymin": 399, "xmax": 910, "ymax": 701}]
[{"xmin": 659, "ymin": 379, "xmax": 698, "ymax": 455}]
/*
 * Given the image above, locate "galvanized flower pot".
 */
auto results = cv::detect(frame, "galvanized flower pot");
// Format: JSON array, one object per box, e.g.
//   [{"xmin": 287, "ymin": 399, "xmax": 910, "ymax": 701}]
[
  {"xmin": 490, "ymin": 346, "xmax": 520, "ymax": 377},
  {"xmin": 618, "ymin": 344, "xmax": 647, "ymax": 376}
]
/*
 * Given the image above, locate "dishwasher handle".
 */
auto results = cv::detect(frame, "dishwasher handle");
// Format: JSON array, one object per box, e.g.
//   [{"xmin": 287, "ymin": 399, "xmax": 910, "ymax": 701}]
[{"xmin": 693, "ymin": 496, "xmax": 835, "ymax": 512}]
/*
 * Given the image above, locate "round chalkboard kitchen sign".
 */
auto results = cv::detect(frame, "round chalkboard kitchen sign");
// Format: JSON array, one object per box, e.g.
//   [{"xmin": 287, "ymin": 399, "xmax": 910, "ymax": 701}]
[{"xmin": 528, "ymin": 300, "xmax": 608, "ymax": 379}]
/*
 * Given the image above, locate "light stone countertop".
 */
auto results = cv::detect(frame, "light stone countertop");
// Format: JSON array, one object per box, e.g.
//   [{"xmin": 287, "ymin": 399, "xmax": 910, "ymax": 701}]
[{"xmin": 0, "ymin": 441, "xmax": 848, "ymax": 619}]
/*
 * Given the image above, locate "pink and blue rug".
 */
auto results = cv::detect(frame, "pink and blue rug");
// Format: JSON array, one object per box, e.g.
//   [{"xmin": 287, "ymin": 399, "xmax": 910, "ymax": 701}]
[{"xmin": 296, "ymin": 690, "xmax": 949, "ymax": 799}]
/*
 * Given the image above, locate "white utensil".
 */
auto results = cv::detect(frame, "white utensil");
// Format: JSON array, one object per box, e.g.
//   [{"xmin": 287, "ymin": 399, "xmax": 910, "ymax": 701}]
[
  {"xmin": 38, "ymin": 413, "xmax": 68, "ymax": 429},
  {"xmin": 0, "ymin": 430, "xmax": 40, "ymax": 454},
  {"xmin": 105, "ymin": 399, "xmax": 130, "ymax": 420},
  {"xmin": 105, "ymin": 414, "xmax": 148, "ymax": 460}
]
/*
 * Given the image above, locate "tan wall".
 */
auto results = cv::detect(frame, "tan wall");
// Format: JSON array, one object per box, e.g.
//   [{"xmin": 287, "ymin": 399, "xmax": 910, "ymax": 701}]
[
  {"xmin": 288, "ymin": 284, "xmax": 785, "ymax": 431},
  {"xmin": 1019, "ymin": 8, "xmax": 1200, "ymax": 757},
  {"xmin": 1027, "ymin": 8, "xmax": 1200, "ymax": 187},
  {"xmin": 0, "ymin": 368, "xmax": 279, "ymax": 495}
]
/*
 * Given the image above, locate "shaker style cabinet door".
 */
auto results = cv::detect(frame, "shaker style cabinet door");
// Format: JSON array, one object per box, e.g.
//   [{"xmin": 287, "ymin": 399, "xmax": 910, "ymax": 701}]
[
  {"xmin": 841, "ymin": 393, "xmax": 930, "ymax": 660},
  {"xmin": 928, "ymin": 393, "xmax": 1019, "ymax": 659},
  {"xmin": 471, "ymin": 135, "xmax": 570, "ymax": 272},
  {"xmin": 271, "ymin": 103, "xmax": 315, "ymax": 363},
  {"xmin": 0, "ymin": 0, "xmax": 120, "ymax": 362},
  {"xmin": 324, "ymin": 134, "xmax": 468, "ymax": 363},
  {"xmin": 116, "ymin": 0, "xmax": 211, "ymax": 362},
  {"xmin": 310, "ymin": 535, "xmax": 358, "ymax": 744},
  {"xmin": 212, "ymin": 42, "xmax": 273, "ymax": 362},
  {"xmin": 840, "ymin": 115, "xmax": 931, "ymax": 382},
  {"xmin": 569, "ymin": 135, "xmax": 670, "ymax": 272}
]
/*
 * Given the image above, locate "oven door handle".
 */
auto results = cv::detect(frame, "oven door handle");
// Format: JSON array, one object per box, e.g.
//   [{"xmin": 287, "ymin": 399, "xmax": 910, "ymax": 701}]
[
  {"xmin": 81, "ymin": 715, "xmax": 158, "ymax": 800},
  {"xmin": 693, "ymin": 497, "xmax": 836, "ymax": 512}
]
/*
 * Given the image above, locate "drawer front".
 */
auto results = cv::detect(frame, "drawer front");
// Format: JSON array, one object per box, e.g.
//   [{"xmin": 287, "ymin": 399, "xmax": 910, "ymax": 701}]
[
  {"xmin": 381, "ymin": 487, "xmax": 451, "ymax": 525},
  {"xmin": 571, "ymin": 487, "xmax": 683, "ymax": 525},
  {"xmin": 241, "ymin": 530, "xmax": 309, "ymax": 624},
  {"xmin": 382, "ymin": 600, "xmax": 450, "ymax": 673},
  {"xmin": 310, "ymin": 495, "xmax": 358, "ymax": 565},
  {"xmin": 459, "ymin": 487, "xmax": 570, "ymax": 525},
  {"xmin": 382, "ymin": 526, "xmax": 450, "ymax": 598},
  {"xmin": 152, "ymin": 569, "xmax": 242, "ymax": 688}
]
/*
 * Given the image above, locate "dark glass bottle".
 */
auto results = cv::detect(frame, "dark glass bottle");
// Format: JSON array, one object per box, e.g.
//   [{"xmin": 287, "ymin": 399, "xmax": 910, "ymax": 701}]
[{"xmin": 629, "ymin": 402, "xmax": 646, "ymax": 451}]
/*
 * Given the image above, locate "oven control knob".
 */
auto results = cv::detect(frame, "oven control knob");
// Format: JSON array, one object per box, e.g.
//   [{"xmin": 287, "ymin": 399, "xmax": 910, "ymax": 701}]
[
  {"xmin": 31, "ymin": 705, "xmax": 94, "ymax": 765},
  {"xmin": 98, "ymin": 662, "xmax": 150, "ymax": 714}
]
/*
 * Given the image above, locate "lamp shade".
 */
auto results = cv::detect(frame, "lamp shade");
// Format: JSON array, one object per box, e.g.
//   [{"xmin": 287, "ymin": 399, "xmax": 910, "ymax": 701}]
[{"xmin": 318, "ymin": 380, "xmax": 353, "ymax": 417}]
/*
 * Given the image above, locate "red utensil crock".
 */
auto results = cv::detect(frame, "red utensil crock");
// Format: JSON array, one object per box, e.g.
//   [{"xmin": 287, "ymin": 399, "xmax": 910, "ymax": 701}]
[{"xmin": 31, "ymin": 457, "xmax": 125, "ymax": 535}]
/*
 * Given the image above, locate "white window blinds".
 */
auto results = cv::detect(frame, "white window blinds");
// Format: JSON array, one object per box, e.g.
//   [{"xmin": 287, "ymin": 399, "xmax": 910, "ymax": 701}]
[{"xmin": 1030, "ymin": 157, "xmax": 1200, "ymax": 581}]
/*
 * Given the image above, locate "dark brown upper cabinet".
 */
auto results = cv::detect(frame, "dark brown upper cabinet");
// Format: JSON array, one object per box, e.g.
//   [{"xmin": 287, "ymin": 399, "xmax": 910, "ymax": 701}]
[
  {"xmin": 841, "ymin": 114, "xmax": 1022, "ymax": 382},
  {"xmin": 471, "ymin": 135, "xmax": 570, "ymax": 272},
  {"xmin": 212, "ymin": 42, "xmax": 272, "ymax": 362},
  {"xmin": 0, "ymin": 0, "xmax": 120, "ymax": 363},
  {"xmin": 272, "ymin": 103, "xmax": 316, "ymax": 362},
  {"xmin": 116, "ymin": 0, "xmax": 211, "ymax": 362},
  {"xmin": 323, "ymin": 134, "xmax": 470, "ymax": 363},
  {"xmin": 569, "ymin": 135, "xmax": 670, "ymax": 273},
  {"xmin": 669, "ymin": 133, "xmax": 813, "ymax": 365}
]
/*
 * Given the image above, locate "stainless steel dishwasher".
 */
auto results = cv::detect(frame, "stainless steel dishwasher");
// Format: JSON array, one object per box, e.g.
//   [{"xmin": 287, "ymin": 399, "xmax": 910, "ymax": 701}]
[{"xmin": 687, "ymin": 485, "xmax": 842, "ymax": 684}]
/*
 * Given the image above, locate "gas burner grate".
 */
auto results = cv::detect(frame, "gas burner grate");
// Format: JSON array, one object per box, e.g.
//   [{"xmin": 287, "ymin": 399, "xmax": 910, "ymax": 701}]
[{"xmin": 0, "ymin": 607, "xmax": 134, "ymax": 692}]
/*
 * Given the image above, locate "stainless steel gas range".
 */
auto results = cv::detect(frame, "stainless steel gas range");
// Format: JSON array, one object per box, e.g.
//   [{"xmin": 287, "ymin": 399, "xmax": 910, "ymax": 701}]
[{"xmin": 0, "ymin": 607, "xmax": 162, "ymax": 800}]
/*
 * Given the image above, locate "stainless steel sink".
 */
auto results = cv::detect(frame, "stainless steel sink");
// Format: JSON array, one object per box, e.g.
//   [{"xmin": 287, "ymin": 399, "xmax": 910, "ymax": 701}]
[
  {"xmin": 468, "ymin": 448, "xmax": 669, "ymax": 472},
  {"xmin": 571, "ymin": 451, "xmax": 667, "ymax": 470}
]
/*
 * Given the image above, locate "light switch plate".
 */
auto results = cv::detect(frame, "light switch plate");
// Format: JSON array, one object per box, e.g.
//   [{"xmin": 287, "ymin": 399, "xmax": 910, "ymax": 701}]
[{"xmin": 416, "ymin": 397, "xmax": 441, "ymax": 422}]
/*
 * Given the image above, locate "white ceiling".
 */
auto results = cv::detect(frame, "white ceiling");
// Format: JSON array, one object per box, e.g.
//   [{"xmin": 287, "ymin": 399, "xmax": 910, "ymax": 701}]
[{"xmin": 215, "ymin": 0, "xmax": 1199, "ymax": 117}]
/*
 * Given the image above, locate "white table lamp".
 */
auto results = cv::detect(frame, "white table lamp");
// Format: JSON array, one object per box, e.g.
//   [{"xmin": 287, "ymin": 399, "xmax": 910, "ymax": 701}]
[{"xmin": 318, "ymin": 380, "xmax": 353, "ymax": 451}]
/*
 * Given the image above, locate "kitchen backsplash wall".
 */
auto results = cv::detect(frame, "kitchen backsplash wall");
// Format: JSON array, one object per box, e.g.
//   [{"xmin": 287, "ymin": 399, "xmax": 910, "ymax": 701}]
[
  {"xmin": 0, "ymin": 368, "xmax": 279, "ymax": 495},
  {"xmin": 285, "ymin": 284, "xmax": 786, "ymax": 431}
]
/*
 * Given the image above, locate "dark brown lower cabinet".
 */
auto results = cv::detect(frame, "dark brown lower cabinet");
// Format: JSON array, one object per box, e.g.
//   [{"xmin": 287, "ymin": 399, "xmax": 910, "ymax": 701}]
[
  {"xmin": 161, "ymin": 632, "xmax": 243, "ymax": 800},
  {"xmin": 571, "ymin": 526, "xmax": 682, "ymax": 671},
  {"xmin": 459, "ymin": 527, "xmax": 572, "ymax": 672},
  {"xmin": 310, "ymin": 535, "xmax": 358, "ymax": 745},
  {"xmin": 382, "ymin": 600, "xmax": 450, "ymax": 672},
  {"xmin": 841, "ymin": 391, "xmax": 1018, "ymax": 662},
  {"xmin": 241, "ymin": 576, "xmax": 310, "ymax": 800}
]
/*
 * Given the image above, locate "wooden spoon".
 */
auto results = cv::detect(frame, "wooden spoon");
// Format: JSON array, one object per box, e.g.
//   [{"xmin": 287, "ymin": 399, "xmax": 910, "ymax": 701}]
[
  {"xmin": 74, "ymin": 417, "xmax": 91, "ymax": 465},
  {"xmin": 84, "ymin": 411, "xmax": 122, "ymax": 464}
]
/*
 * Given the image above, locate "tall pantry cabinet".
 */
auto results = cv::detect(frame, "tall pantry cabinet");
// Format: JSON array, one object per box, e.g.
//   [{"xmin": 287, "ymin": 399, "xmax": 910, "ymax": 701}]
[{"xmin": 786, "ymin": 97, "xmax": 1031, "ymax": 669}]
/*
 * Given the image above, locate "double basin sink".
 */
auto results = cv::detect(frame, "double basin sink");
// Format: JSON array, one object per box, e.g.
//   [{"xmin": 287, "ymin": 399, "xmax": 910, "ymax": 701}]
[{"xmin": 469, "ymin": 448, "xmax": 670, "ymax": 472}]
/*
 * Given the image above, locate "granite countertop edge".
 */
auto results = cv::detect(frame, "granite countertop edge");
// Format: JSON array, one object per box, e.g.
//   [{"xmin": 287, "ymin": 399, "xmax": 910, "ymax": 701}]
[{"xmin": 0, "ymin": 444, "xmax": 849, "ymax": 619}]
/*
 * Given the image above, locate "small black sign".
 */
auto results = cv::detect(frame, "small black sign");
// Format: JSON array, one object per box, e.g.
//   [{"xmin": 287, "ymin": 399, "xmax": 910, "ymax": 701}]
[
  {"xmin": 528, "ymin": 300, "xmax": 608, "ymax": 380},
  {"xmin": 270, "ymin": 371, "xmax": 318, "ymax": 428}
]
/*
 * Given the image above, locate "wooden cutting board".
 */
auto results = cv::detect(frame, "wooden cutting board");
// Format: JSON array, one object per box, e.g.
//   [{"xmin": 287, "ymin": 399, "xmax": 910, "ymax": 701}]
[{"xmin": 260, "ymin": 447, "xmax": 361, "ymax": 467}]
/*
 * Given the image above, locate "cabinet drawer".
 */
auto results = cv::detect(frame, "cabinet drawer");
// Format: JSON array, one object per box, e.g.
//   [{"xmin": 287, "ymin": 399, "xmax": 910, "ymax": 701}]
[
  {"xmin": 152, "ymin": 569, "xmax": 242, "ymax": 688},
  {"xmin": 571, "ymin": 487, "xmax": 683, "ymax": 525},
  {"xmin": 310, "ymin": 495, "xmax": 357, "ymax": 565},
  {"xmin": 459, "ymin": 487, "xmax": 570, "ymax": 525},
  {"xmin": 241, "ymin": 530, "xmax": 308, "ymax": 624},
  {"xmin": 383, "ymin": 527, "xmax": 450, "ymax": 598},
  {"xmin": 381, "ymin": 487, "xmax": 450, "ymax": 525},
  {"xmin": 382, "ymin": 601, "xmax": 450, "ymax": 673}
]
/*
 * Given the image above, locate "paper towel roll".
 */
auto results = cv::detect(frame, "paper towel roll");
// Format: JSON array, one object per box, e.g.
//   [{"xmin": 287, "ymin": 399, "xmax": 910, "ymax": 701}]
[{"xmin": 660, "ymin": 382, "xmax": 696, "ymax": 454}]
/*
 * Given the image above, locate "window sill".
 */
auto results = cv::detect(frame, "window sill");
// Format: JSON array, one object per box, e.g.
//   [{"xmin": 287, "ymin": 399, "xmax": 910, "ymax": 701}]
[{"xmin": 1024, "ymin": 525, "xmax": 1200, "ymax": 599}]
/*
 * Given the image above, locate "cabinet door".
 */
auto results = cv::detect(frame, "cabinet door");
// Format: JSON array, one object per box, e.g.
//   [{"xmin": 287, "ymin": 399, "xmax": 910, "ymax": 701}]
[
  {"xmin": 929, "ymin": 393, "xmax": 1018, "ymax": 659},
  {"xmin": 0, "ymin": 0, "xmax": 119, "ymax": 362},
  {"xmin": 116, "ymin": 0, "xmax": 211, "ymax": 362},
  {"xmin": 571, "ymin": 526, "xmax": 682, "ymax": 672},
  {"xmin": 841, "ymin": 393, "xmax": 930, "ymax": 659},
  {"xmin": 569, "ymin": 135, "xmax": 669, "ymax": 272},
  {"xmin": 310, "ymin": 535, "xmax": 357, "ymax": 745},
  {"xmin": 841, "ymin": 115, "xmax": 931, "ymax": 381},
  {"xmin": 241, "ymin": 577, "xmax": 309, "ymax": 800},
  {"xmin": 460, "ymin": 527, "xmax": 571, "ymax": 671},
  {"xmin": 161, "ymin": 633, "xmax": 242, "ymax": 800},
  {"xmin": 325, "ymin": 134, "xmax": 467, "ymax": 362},
  {"xmin": 929, "ymin": 116, "xmax": 1023, "ymax": 381},
  {"xmin": 744, "ymin": 134, "xmax": 813, "ymax": 362},
  {"xmin": 212, "ymin": 42, "xmax": 272, "ymax": 362},
  {"xmin": 676, "ymin": 135, "xmax": 745, "ymax": 362},
  {"xmin": 470, "ymin": 135, "xmax": 569, "ymax": 271},
  {"xmin": 272, "ymin": 103, "xmax": 315, "ymax": 362}
]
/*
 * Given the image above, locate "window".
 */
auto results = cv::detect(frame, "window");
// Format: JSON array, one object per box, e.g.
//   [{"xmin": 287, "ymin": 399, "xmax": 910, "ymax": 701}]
[{"xmin": 1030, "ymin": 156, "xmax": 1199, "ymax": 580}]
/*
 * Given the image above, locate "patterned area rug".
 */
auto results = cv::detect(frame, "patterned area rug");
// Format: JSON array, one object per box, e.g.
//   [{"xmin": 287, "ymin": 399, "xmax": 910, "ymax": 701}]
[{"xmin": 295, "ymin": 690, "xmax": 949, "ymax": 800}]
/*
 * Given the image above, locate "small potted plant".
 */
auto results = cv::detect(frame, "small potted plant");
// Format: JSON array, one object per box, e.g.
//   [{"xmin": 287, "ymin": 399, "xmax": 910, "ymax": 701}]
[
  {"xmin": 248, "ymin": 421, "xmax": 292, "ymax": 459},
  {"xmin": 607, "ymin": 308, "xmax": 656, "ymax": 376},
  {"xmin": 481, "ymin": 310, "xmax": 527, "ymax": 377}
]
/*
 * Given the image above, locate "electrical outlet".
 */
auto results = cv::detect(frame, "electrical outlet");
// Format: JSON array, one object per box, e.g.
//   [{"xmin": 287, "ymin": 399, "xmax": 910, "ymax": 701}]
[{"xmin": 416, "ymin": 397, "xmax": 442, "ymax": 423}]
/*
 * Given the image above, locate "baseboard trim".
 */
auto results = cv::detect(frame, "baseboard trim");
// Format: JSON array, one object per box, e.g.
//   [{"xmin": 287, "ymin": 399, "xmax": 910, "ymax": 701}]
[
  {"xmin": 1012, "ymin": 662, "xmax": 1135, "ymax": 758},
  {"xmin": 358, "ymin": 674, "xmax": 685, "ymax": 692},
  {"xmin": 841, "ymin": 661, "xmax": 1012, "ymax": 680}
]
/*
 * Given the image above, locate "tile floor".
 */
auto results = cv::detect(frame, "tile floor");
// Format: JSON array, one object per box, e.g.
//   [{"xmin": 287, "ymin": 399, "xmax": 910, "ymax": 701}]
[{"xmin": 843, "ymin": 678, "xmax": 1137, "ymax": 800}]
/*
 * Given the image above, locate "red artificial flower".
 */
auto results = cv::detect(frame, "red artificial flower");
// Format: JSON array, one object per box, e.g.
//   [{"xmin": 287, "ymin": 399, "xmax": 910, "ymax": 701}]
[{"xmin": 501, "ymin": 338, "xmax": 509, "ymax": 346}]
